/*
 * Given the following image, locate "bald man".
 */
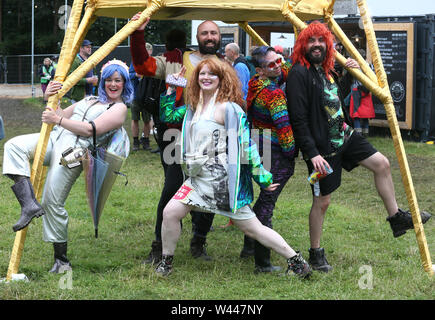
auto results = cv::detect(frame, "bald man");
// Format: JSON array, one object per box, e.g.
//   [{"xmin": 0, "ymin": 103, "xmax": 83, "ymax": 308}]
[
  {"xmin": 130, "ymin": 14, "xmax": 224, "ymax": 266},
  {"xmin": 225, "ymin": 43, "xmax": 250, "ymax": 100}
]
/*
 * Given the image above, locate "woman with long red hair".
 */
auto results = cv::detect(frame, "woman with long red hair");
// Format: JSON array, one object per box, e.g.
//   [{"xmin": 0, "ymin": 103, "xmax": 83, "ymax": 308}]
[{"xmin": 155, "ymin": 58, "xmax": 312, "ymax": 279}]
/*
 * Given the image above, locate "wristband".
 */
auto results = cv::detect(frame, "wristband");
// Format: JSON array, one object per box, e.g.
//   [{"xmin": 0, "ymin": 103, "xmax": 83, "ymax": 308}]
[{"xmin": 58, "ymin": 117, "xmax": 63, "ymax": 126}]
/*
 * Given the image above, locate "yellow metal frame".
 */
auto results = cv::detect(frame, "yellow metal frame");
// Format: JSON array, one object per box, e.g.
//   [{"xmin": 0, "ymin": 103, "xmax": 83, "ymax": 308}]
[{"xmin": 6, "ymin": 0, "xmax": 432, "ymax": 280}]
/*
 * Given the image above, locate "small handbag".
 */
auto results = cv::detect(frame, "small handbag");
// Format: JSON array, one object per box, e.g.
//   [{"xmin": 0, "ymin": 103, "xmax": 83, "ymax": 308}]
[{"xmin": 166, "ymin": 74, "xmax": 187, "ymax": 88}]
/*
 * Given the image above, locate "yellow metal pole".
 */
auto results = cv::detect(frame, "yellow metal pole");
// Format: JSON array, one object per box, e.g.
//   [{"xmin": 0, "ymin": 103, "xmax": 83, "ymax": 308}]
[
  {"xmin": 6, "ymin": 0, "xmax": 85, "ymax": 281},
  {"xmin": 281, "ymin": 2, "xmax": 384, "ymax": 101},
  {"xmin": 72, "ymin": 7, "xmax": 97, "ymax": 61},
  {"xmin": 357, "ymin": 0, "xmax": 433, "ymax": 276},
  {"xmin": 293, "ymin": 25, "xmax": 299, "ymax": 42},
  {"xmin": 326, "ymin": 15, "xmax": 378, "ymax": 84},
  {"xmin": 238, "ymin": 22, "xmax": 268, "ymax": 46},
  {"xmin": 57, "ymin": 2, "xmax": 163, "ymax": 98}
]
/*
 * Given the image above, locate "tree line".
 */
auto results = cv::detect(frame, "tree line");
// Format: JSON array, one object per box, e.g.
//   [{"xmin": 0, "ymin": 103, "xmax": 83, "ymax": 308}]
[{"xmin": 0, "ymin": 0, "xmax": 191, "ymax": 55}]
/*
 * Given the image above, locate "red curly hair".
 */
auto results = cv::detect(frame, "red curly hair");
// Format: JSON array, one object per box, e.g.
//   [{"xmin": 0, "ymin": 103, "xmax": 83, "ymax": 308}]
[
  {"xmin": 291, "ymin": 21, "xmax": 336, "ymax": 77},
  {"xmin": 186, "ymin": 58, "xmax": 244, "ymax": 110}
]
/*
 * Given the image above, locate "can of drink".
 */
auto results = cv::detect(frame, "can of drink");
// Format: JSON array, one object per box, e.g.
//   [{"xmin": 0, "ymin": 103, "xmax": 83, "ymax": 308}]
[{"xmin": 308, "ymin": 165, "xmax": 333, "ymax": 185}]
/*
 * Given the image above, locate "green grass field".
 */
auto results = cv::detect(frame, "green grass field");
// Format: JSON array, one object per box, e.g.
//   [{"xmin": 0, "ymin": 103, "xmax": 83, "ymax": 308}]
[{"xmin": 0, "ymin": 98, "xmax": 434, "ymax": 300}]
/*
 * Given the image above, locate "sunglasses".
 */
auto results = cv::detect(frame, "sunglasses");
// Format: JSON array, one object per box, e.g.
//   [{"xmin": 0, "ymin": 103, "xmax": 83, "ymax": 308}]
[{"xmin": 264, "ymin": 58, "xmax": 282, "ymax": 69}]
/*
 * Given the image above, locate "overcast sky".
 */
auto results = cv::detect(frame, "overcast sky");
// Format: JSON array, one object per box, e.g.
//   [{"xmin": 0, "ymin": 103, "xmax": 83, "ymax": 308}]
[{"xmin": 365, "ymin": 0, "xmax": 435, "ymax": 16}]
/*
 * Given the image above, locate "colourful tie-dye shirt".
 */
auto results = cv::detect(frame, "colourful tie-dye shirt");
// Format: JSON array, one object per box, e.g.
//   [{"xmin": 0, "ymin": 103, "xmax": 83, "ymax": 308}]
[{"xmin": 317, "ymin": 66, "xmax": 353, "ymax": 156}]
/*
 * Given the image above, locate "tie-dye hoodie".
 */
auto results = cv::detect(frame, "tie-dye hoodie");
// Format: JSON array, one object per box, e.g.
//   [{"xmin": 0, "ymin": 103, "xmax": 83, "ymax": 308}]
[{"xmin": 246, "ymin": 62, "xmax": 295, "ymax": 159}]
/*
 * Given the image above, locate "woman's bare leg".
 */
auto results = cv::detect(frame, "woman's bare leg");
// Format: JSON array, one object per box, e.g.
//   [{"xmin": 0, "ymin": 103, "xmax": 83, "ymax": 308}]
[
  {"xmin": 161, "ymin": 199, "xmax": 192, "ymax": 255},
  {"xmin": 232, "ymin": 217, "xmax": 296, "ymax": 259}
]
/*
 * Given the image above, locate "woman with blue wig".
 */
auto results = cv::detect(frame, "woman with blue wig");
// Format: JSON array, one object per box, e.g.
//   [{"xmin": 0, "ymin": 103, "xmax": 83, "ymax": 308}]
[{"xmin": 2, "ymin": 60, "xmax": 132, "ymax": 273}]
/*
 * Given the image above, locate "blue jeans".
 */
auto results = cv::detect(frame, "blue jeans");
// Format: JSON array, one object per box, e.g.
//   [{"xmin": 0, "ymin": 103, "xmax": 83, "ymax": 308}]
[{"xmin": 353, "ymin": 118, "xmax": 369, "ymax": 129}]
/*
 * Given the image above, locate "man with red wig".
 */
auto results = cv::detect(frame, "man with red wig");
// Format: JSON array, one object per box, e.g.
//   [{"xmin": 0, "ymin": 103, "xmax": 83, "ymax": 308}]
[{"xmin": 286, "ymin": 21, "xmax": 431, "ymax": 273}]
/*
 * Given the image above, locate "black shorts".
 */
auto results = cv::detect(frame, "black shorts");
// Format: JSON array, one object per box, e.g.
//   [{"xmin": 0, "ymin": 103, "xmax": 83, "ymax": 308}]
[
  {"xmin": 306, "ymin": 133, "xmax": 378, "ymax": 196},
  {"xmin": 131, "ymin": 100, "xmax": 152, "ymax": 122}
]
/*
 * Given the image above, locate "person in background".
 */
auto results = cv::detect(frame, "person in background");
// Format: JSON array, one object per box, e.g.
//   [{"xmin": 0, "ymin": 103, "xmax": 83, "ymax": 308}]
[
  {"xmin": 130, "ymin": 42, "xmax": 154, "ymax": 151},
  {"xmin": 224, "ymin": 43, "xmax": 250, "ymax": 100},
  {"xmin": 349, "ymin": 49, "xmax": 375, "ymax": 137},
  {"xmin": 273, "ymin": 45, "xmax": 285, "ymax": 62},
  {"xmin": 245, "ymin": 46, "xmax": 259, "ymax": 79},
  {"xmin": 68, "ymin": 39, "xmax": 98, "ymax": 103},
  {"xmin": 51, "ymin": 55, "xmax": 59, "ymax": 69},
  {"xmin": 40, "ymin": 57, "xmax": 54, "ymax": 94},
  {"xmin": 286, "ymin": 21, "xmax": 431, "ymax": 273}
]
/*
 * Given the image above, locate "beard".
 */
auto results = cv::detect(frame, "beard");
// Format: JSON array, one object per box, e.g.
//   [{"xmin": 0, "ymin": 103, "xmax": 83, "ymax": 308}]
[
  {"xmin": 198, "ymin": 39, "xmax": 221, "ymax": 55},
  {"xmin": 305, "ymin": 46, "xmax": 326, "ymax": 65}
]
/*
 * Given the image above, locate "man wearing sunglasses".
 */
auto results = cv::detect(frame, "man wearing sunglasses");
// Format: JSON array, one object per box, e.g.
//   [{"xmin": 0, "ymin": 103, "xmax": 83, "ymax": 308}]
[
  {"xmin": 242, "ymin": 46, "xmax": 296, "ymax": 274},
  {"xmin": 286, "ymin": 21, "xmax": 431, "ymax": 273}
]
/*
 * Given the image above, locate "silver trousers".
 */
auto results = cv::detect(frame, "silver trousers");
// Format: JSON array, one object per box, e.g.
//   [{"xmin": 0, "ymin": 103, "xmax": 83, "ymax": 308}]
[{"xmin": 3, "ymin": 129, "xmax": 88, "ymax": 242}]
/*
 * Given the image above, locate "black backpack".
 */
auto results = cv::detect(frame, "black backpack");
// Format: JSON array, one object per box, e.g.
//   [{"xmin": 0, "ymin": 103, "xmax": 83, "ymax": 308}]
[{"xmin": 134, "ymin": 76, "xmax": 166, "ymax": 119}]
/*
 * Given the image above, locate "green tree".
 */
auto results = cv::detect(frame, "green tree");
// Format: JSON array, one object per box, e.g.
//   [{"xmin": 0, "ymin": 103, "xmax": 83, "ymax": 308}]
[{"xmin": 0, "ymin": 0, "xmax": 191, "ymax": 55}]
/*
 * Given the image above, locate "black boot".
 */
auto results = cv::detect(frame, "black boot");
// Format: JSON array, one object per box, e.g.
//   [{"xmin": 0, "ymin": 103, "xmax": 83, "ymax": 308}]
[
  {"xmin": 254, "ymin": 240, "xmax": 282, "ymax": 274},
  {"xmin": 143, "ymin": 240, "xmax": 162, "ymax": 265},
  {"xmin": 141, "ymin": 137, "xmax": 151, "ymax": 150},
  {"xmin": 155, "ymin": 254, "xmax": 173, "ymax": 276},
  {"xmin": 240, "ymin": 235, "xmax": 255, "ymax": 258},
  {"xmin": 132, "ymin": 137, "xmax": 140, "ymax": 151},
  {"xmin": 387, "ymin": 208, "xmax": 431, "ymax": 238},
  {"xmin": 190, "ymin": 236, "xmax": 212, "ymax": 260},
  {"xmin": 49, "ymin": 242, "xmax": 72, "ymax": 273},
  {"xmin": 287, "ymin": 252, "xmax": 312, "ymax": 279},
  {"xmin": 11, "ymin": 178, "xmax": 45, "ymax": 232},
  {"xmin": 308, "ymin": 247, "xmax": 332, "ymax": 273}
]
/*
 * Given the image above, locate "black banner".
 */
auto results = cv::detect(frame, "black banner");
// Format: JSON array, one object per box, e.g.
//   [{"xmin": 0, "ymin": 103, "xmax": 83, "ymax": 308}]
[{"xmin": 372, "ymin": 30, "xmax": 409, "ymax": 122}]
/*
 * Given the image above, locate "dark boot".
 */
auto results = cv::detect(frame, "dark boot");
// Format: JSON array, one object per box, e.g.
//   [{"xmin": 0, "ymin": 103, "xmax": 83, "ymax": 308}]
[
  {"xmin": 132, "ymin": 137, "xmax": 140, "ymax": 151},
  {"xmin": 143, "ymin": 240, "xmax": 162, "ymax": 265},
  {"xmin": 308, "ymin": 247, "xmax": 332, "ymax": 273},
  {"xmin": 190, "ymin": 236, "xmax": 212, "ymax": 260},
  {"xmin": 387, "ymin": 208, "xmax": 431, "ymax": 238},
  {"xmin": 155, "ymin": 254, "xmax": 173, "ymax": 277},
  {"xmin": 49, "ymin": 242, "xmax": 72, "ymax": 273},
  {"xmin": 254, "ymin": 240, "xmax": 282, "ymax": 274},
  {"xmin": 287, "ymin": 252, "xmax": 312, "ymax": 279},
  {"xmin": 141, "ymin": 137, "xmax": 151, "ymax": 150},
  {"xmin": 11, "ymin": 178, "xmax": 45, "ymax": 232},
  {"xmin": 240, "ymin": 235, "xmax": 255, "ymax": 258}
]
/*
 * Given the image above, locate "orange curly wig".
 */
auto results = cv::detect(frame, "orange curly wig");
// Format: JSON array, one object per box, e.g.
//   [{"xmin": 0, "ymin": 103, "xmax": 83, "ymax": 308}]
[{"xmin": 291, "ymin": 21, "xmax": 336, "ymax": 77}]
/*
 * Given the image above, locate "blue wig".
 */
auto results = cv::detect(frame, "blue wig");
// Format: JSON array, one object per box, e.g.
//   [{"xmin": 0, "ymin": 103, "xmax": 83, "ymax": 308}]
[{"xmin": 98, "ymin": 63, "xmax": 134, "ymax": 104}]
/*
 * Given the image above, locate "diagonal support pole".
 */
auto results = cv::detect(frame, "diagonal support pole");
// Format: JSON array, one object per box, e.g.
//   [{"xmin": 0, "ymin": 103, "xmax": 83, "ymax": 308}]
[
  {"xmin": 357, "ymin": 0, "xmax": 432, "ymax": 276},
  {"xmin": 238, "ymin": 22, "xmax": 268, "ymax": 46}
]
